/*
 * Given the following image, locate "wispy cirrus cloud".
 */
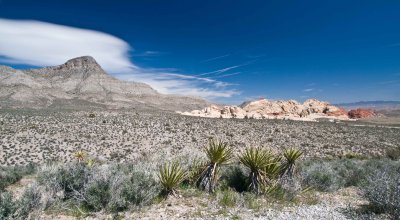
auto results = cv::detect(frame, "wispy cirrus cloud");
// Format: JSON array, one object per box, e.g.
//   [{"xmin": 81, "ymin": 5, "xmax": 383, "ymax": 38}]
[
  {"xmin": 200, "ymin": 54, "xmax": 230, "ymax": 63},
  {"xmin": 196, "ymin": 64, "xmax": 246, "ymax": 77},
  {"xmin": 0, "ymin": 18, "xmax": 238, "ymax": 99}
]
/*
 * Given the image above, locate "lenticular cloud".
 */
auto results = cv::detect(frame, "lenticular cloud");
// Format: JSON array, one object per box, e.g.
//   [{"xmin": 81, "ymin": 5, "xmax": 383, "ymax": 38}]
[
  {"xmin": 0, "ymin": 18, "xmax": 238, "ymax": 99},
  {"xmin": 0, "ymin": 18, "xmax": 135, "ymax": 73}
]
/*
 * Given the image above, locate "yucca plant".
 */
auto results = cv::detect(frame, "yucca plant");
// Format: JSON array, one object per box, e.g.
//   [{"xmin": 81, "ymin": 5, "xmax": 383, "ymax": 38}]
[
  {"xmin": 159, "ymin": 161, "xmax": 186, "ymax": 197},
  {"xmin": 264, "ymin": 156, "xmax": 282, "ymax": 180},
  {"xmin": 239, "ymin": 147, "xmax": 274, "ymax": 194},
  {"xmin": 187, "ymin": 159, "xmax": 207, "ymax": 185},
  {"xmin": 198, "ymin": 139, "xmax": 234, "ymax": 193},
  {"xmin": 281, "ymin": 148, "xmax": 303, "ymax": 179},
  {"xmin": 74, "ymin": 150, "xmax": 86, "ymax": 162}
]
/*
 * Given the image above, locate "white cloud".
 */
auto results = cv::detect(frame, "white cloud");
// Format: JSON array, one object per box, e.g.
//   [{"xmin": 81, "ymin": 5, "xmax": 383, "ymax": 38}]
[
  {"xmin": 303, "ymin": 88, "xmax": 314, "ymax": 92},
  {"xmin": 0, "ymin": 18, "xmax": 238, "ymax": 99}
]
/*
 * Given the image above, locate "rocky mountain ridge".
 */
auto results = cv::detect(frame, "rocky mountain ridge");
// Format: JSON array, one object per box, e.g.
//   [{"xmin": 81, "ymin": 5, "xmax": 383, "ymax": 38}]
[
  {"xmin": 0, "ymin": 56, "xmax": 210, "ymax": 111},
  {"xmin": 180, "ymin": 98, "xmax": 370, "ymax": 121}
]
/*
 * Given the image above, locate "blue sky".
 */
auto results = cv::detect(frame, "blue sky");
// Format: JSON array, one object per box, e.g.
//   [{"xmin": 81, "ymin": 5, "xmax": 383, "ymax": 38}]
[{"xmin": 0, "ymin": 0, "xmax": 399, "ymax": 104}]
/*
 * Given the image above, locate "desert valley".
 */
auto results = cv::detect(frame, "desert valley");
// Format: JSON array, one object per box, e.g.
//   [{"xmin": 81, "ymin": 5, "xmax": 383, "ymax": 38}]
[{"xmin": 0, "ymin": 57, "xmax": 399, "ymax": 219}]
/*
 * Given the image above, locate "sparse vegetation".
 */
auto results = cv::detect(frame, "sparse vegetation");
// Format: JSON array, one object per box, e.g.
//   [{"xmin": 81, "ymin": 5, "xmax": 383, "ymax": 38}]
[{"xmin": 0, "ymin": 109, "xmax": 399, "ymax": 218}]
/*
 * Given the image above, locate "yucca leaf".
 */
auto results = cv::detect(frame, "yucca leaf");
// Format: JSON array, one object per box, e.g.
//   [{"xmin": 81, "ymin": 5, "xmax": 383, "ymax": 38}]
[{"xmin": 158, "ymin": 161, "xmax": 186, "ymax": 196}]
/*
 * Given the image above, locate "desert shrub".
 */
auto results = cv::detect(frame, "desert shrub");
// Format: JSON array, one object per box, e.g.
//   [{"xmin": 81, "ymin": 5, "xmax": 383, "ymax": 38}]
[
  {"xmin": 0, "ymin": 164, "xmax": 36, "ymax": 191},
  {"xmin": 361, "ymin": 165, "xmax": 400, "ymax": 218},
  {"xmin": 81, "ymin": 167, "xmax": 112, "ymax": 211},
  {"xmin": 36, "ymin": 162, "xmax": 87, "ymax": 199},
  {"xmin": 300, "ymin": 160, "xmax": 341, "ymax": 192},
  {"xmin": 0, "ymin": 185, "xmax": 41, "ymax": 219},
  {"xmin": 36, "ymin": 162, "xmax": 159, "ymax": 213},
  {"xmin": 107, "ymin": 170, "xmax": 159, "ymax": 211},
  {"xmin": 14, "ymin": 184, "xmax": 42, "ymax": 218},
  {"xmin": 330, "ymin": 159, "xmax": 363, "ymax": 187},
  {"xmin": 217, "ymin": 188, "xmax": 239, "ymax": 207},
  {"xmin": 386, "ymin": 147, "xmax": 400, "ymax": 160},
  {"xmin": 0, "ymin": 191, "xmax": 14, "ymax": 219},
  {"xmin": 301, "ymin": 159, "xmax": 400, "ymax": 192}
]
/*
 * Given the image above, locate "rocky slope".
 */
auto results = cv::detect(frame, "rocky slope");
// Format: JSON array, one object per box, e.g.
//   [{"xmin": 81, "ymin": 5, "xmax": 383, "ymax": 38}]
[
  {"xmin": 0, "ymin": 56, "xmax": 210, "ymax": 111},
  {"xmin": 180, "ymin": 98, "xmax": 351, "ymax": 121}
]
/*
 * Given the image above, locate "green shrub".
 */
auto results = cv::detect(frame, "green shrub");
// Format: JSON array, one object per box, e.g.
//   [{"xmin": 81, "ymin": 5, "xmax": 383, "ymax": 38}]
[
  {"xmin": 36, "ymin": 162, "xmax": 87, "ymax": 198},
  {"xmin": 37, "ymin": 162, "xmax": 160, "ymax": 213},
  {"xmin": 300, "ymin": 161, "xmax": 340, "ymax": 192},
  {"xmin": 108, "ymin": 170, "xmax": 159, "ymax": 211},
  {"xmin": 0, "ymin": 185, "xmax": 41, "ymax": 219},
  {"xmin": 300, "ymin": 159, "xmax": 400, "ymax": 192},
  {"xmin": 0, "ymin": 164, "xmax": 36, "ymax": 191},
  {"xmin": 330, "ymin": 159, "xmax": 363, "ymax": 187},
  {"xmin": 83, "ymin": 169, "xmax": 111, "ymax": 211},
  {"xmin": 0, "ymin": 191, "xmax": 14, "ymax": 219},
  {"xmin": 14, "ymin": 184, "xmax": 41, "ymax": 218}
]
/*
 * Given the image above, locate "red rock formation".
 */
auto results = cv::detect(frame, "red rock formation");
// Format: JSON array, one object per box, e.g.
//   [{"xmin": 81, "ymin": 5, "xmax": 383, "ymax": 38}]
[{"xmin": 348, "ymin": 108, "xmax": 376, "ymax": 119}]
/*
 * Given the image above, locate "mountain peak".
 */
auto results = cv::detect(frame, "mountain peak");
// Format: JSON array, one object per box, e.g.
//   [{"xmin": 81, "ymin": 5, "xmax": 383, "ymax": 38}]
[{"xmin": 62, "ymin": 56, "xmax": 100, "ymax": 69}]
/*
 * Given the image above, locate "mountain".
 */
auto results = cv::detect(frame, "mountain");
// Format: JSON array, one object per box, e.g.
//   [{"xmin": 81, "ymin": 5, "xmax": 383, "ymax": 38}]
[
  {"xmin": 0, "ymin": 56, "xmax": 210, "ymax": 111},
  {"xmin": 336, "ymin": 101, "xmax": 400, "ymax": 110},
  {"xmin": 180, "ymin": 98, "xmax": 353, "ymax": 121}
]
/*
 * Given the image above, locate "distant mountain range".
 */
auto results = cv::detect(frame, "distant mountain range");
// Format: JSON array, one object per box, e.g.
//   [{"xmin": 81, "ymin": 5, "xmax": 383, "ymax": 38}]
[
  {"xmin": 0, "ymin": 56, "xmax": 210, "ymax": 111},
  {"xmin": 336, "ymin": 101, "xmax": 400, "ymax": 110}
]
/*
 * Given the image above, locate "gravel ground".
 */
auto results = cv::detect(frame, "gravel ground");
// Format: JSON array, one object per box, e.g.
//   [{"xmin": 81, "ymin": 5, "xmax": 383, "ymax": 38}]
[{"xmin": 1, "ymin": 109, "xmax": 399, "ymax": 166}]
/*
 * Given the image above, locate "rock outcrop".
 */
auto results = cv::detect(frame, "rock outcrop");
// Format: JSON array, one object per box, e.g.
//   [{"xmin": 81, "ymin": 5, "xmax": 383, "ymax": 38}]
[
  {"xmin": 180, "ymin": 98, "xmax": 351, "ymax": 121},
  {"xmin": 348, "ymin": 108, "xmax": 376, "ymax": 119},
  {"xmin": 0, "ymin": 56, "xmax": 210, "ymax": 111}
]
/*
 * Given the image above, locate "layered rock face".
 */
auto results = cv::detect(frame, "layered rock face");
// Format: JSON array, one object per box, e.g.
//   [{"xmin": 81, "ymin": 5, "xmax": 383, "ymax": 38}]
[
  {"xmin": 180, "ymin": 98, "xmax": 351, "ymax": 121},
  {"xmin": 0, "ymin": 56, "xmax": 209, "ymax": 111},
  {"xmin": 348, "ymin": 108, "xmax": 376, "ymax": 119}
]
